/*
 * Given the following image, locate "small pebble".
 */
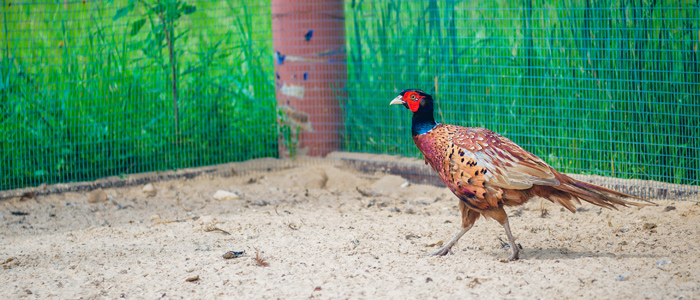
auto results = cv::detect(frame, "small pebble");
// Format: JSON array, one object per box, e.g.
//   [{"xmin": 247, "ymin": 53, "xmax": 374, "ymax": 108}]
[
  {"xmin": 615, "ymin": 275, "xmax": 628, "ymax": 281},
  {"xmin": 213, "ymin": 190, "xmax": 240, "ymax": 201},
  {"xmin": 663, "ymin": 206, "xmax": 676, "ymax": 212},
  {"xmin": 643, "ymin": 223, "xmax": 657, "ymax": 230},
  {"xmin": 88, "ymin": 188, "xmax": 107, "ymax": 203},
  {"xmin": 142, "ymin": 183, "xmax": 157, "ymax": 197},
  {"xmin": 185, "ymin": 275, "xmax": 199, "ymax": 282},
  {"xmin": 400, "ymin": 181, "xmax": 411, "ymax": 188},
  {"xmin": 405, "ymin": 234, "xmax": 421, "ymax": 240}
]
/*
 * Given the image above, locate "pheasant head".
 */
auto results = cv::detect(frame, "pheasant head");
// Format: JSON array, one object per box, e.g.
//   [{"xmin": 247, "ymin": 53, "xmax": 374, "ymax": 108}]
[
  {"xmin": 389, "ymin": 89, "xmax": 433, "ymax": 113},
  {"xmin": 390, "ymin": 89, "xmax": 437, "ymax": 136}
]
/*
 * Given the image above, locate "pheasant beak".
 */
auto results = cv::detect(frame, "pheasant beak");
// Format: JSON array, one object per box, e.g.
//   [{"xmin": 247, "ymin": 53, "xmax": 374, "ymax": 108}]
[{"xmin": 389, "ymin": 95, "xmax": 406, "ymax": 106}]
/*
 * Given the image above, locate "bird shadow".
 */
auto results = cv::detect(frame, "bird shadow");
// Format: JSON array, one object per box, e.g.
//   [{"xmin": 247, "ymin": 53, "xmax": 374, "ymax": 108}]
[{"xmin": 504, "ymin": 247, "xmax": 658, "ymax": 261}]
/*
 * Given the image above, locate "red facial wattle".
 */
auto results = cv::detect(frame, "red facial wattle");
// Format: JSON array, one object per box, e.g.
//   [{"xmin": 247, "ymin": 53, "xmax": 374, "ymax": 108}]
[{"xmin": 405, "ymin": 92, "xmax": 421, "ymax": 112}]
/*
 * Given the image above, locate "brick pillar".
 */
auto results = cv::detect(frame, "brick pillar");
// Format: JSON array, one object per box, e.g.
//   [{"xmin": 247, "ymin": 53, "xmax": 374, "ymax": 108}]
[{"xmin": 271, "ymin": 0, "xmax": 346, "ymax": 157}]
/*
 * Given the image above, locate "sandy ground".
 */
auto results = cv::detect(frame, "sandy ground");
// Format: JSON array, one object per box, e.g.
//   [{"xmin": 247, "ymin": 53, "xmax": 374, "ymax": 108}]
[{"xmin": 1, "ymin": 163, "xmax": 700, "ymax": 299}]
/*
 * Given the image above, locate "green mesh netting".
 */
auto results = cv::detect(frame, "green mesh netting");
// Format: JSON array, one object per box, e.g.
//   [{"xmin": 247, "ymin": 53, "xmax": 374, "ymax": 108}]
[
  {"xmin": 2, "ymin": 0, "xmax": 698, "ymax": 198},
  {"xmin": 1, "ymin": 0, "xmax": 277, "ymax": 190},
  {"xmin": 344, "ymin": 0, "xmax": 699, "ymax": 187}
]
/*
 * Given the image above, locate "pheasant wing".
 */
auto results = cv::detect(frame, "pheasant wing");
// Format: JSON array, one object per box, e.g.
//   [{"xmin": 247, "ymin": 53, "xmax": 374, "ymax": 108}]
[{"xmin": 439, "ymin": 127, "xmax": 559, "ymax": 209}]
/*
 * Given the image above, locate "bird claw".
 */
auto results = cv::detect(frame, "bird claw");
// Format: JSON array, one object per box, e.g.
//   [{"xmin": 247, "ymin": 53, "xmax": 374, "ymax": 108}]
[
  {"xmin": 429, "ymin": 247, "xmax": 453, "ymax": 256},
  {"xmin": 499, "ymin": 254, "xmax": 519, "ymax": 263},
  {"xmin": 508, "ymin": 249, "xmax": 520, "ymax": 261}
]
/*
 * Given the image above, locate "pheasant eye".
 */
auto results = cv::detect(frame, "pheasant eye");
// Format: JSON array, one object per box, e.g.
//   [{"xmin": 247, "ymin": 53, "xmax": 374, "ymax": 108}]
[{"xmin": 410, "ymin": 94, "xmax": 416, "ymax": 100}]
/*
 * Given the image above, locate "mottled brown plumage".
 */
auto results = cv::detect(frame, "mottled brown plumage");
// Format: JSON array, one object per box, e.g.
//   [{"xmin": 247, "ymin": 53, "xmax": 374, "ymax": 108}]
[{"xmin": 390, "ymin": 89, "xmax": 652, "ymax": 260}]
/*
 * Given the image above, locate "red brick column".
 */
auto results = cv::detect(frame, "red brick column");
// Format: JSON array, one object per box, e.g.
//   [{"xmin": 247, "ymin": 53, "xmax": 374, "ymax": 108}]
[{"xmin": 271, "ymin": 0, "xmax": 346, "ymax": 157}]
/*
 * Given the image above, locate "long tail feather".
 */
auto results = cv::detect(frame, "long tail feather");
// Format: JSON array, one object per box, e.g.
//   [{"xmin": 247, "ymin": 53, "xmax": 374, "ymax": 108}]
[{"xmin": 557, "ymin": 174, "xmax": 655, "ymax": 210}]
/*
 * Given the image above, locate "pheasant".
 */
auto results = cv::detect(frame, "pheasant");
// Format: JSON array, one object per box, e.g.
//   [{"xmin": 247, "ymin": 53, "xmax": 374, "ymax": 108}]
[{"xmin": 390, "ymin": 89, "xmax": 651, "ymax": 261}]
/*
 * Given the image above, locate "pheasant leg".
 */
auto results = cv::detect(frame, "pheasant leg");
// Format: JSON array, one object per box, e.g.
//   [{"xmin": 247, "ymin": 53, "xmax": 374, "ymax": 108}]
[
  {"xmin": 431, "ymin": 225, "xmax": 472, "ymax": 256},
  {"xmin": 502, "ymin": 216, "xmax": 520, "ymax": 261}
]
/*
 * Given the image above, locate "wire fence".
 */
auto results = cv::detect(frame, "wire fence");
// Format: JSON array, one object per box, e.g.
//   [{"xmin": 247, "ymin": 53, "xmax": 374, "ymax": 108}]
[
  {"xmin": 1, "ymin": 0, "xmax": 277, "ymax": 191},
  {"xmin": 1, "ymin": 0, "xmax": 699, "ymax": 199},
  {"xmin": 343, "ymin": 0, "xmax": 700, "ymax": 191}
]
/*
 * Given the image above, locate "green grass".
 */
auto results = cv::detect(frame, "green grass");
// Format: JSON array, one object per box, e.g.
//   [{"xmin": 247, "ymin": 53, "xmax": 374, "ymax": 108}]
[
  {"xmin": 0, "ymin": 0, "xmax": 277, "ymax": 190},
  {"xmin": 344, "ymin": 0, "xmax": 700, "ymax": 186}
]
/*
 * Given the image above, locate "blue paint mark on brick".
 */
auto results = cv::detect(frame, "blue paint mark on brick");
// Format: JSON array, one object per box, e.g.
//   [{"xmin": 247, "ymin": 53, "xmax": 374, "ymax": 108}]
[
  {"xmin": 275, "ymin": 51, "xmax": 286, "ymax": 65},
  {"xmin": 305, "ymin": 30, "xmax": 313, "ymax": 41}
]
